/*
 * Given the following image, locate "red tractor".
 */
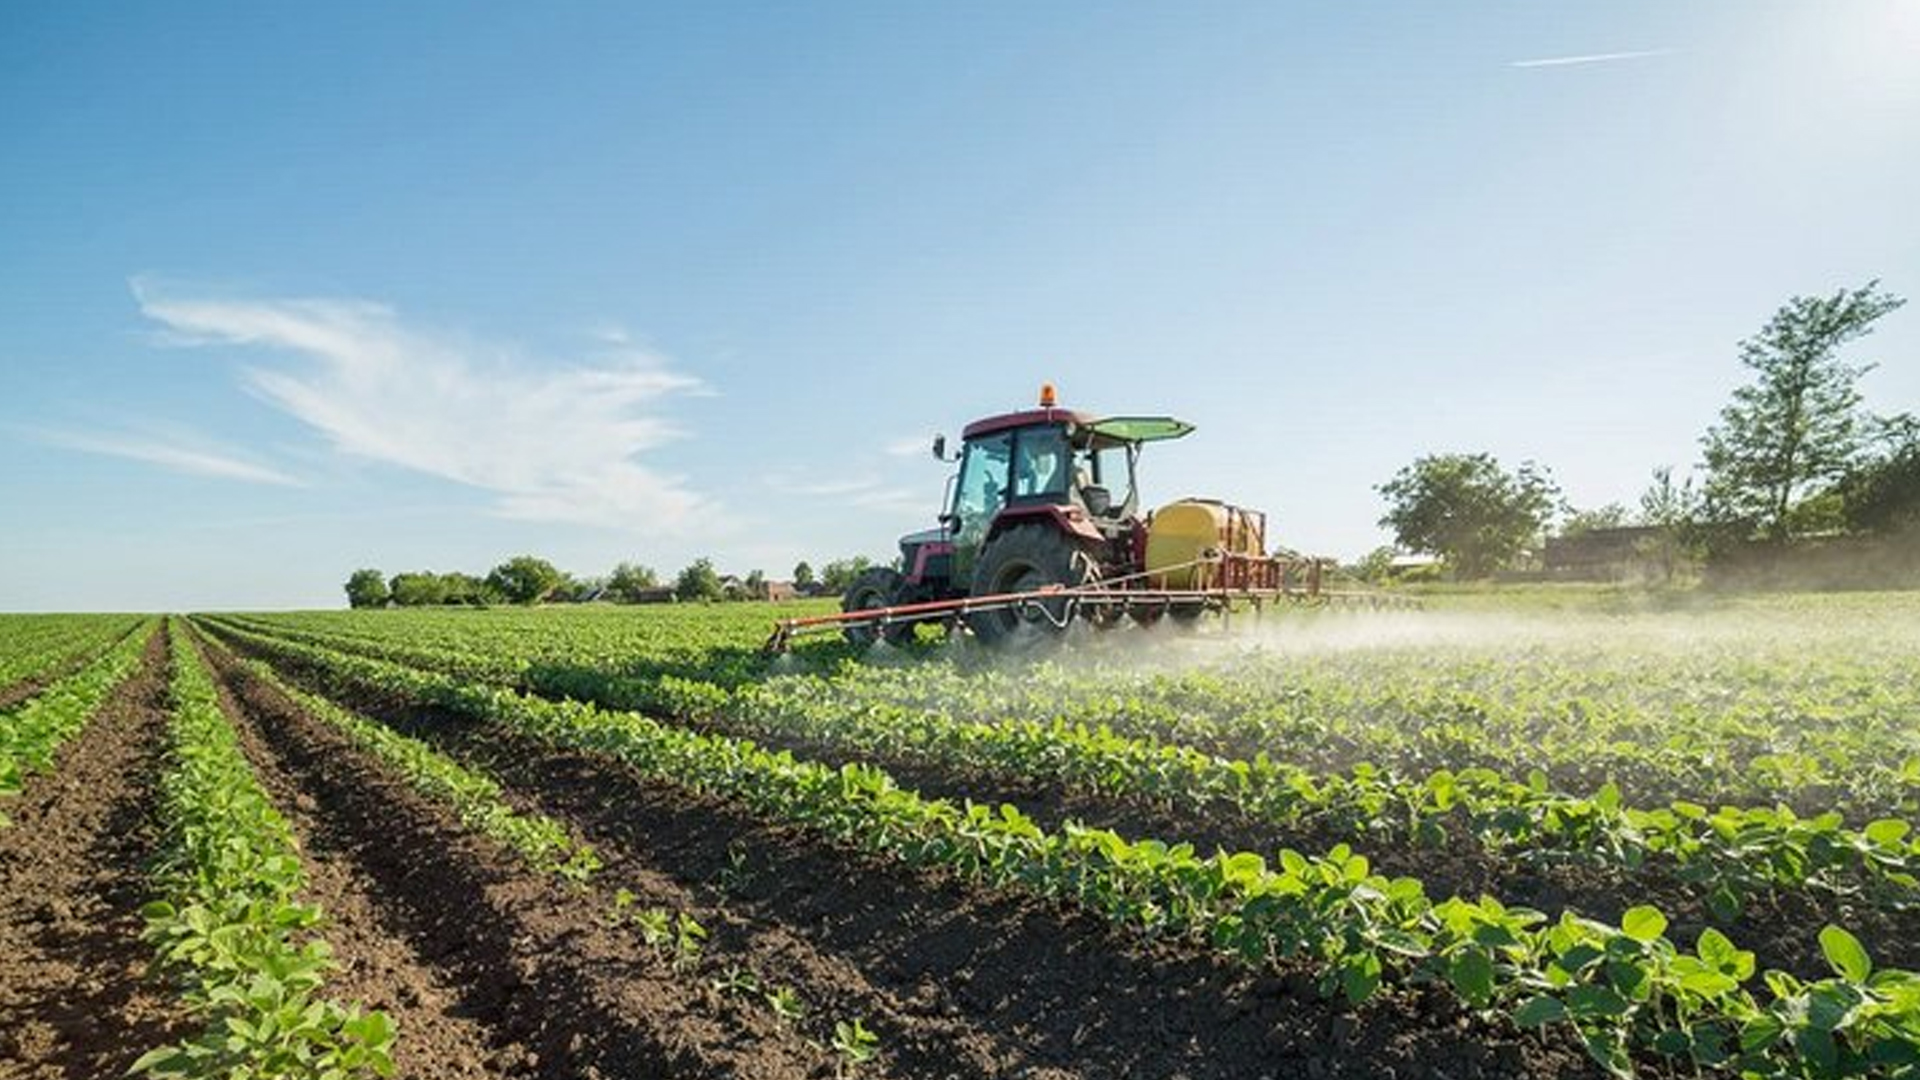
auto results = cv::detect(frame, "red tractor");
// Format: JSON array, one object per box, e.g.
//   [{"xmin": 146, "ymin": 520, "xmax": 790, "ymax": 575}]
[{"xmin": 765, "ymin": 386, "xmax": 1356, "ymax": 653}]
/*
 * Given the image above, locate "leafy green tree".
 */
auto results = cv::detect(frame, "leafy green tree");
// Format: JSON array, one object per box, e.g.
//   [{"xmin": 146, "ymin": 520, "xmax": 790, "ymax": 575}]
[
  {"xmin": 606, "ymin": 561, "xmax": 662, "ymax": 602},
  {"xmin": 1559, "ymin": 504, "xmax": 1630, "ymax": 538},
  {"xmin": 792, "ymin": 561, "xmax": 816, "ymax": 590},
  {"xmin": 743, "ymin": 569, "xmax": 768, "ymax": 599},
  {"xmin": 1376, "ymin": 453, "xmax": 1560, "ymax": 578},
  {"xmin": 1837, "ymin": 414, "xmax": 1920, "ymax": 535},
  {"xmin": 1700, "ymin": 282, "xmax": 1906, "ymax": 540},
  {"xmin": 343, "ymin": 569, "xmax": 388, "ymax": 609},
  {"xmin": 486, "ymin": 555, "xmax": 564, "ymax": 605},
  {"xmin": 389, "ymin": 571, "xmax": 447, "ymax": 607},
  {"xmin": 437, "ymin": 572, "xmax": 496, "ymax": 606},
  {"xmin": 819, "ymin": 556, "xmax": 874, "ymax": 593},
  {"xmin": 674, "ymin": 558, "xmax": 723, "ymax": 602}
]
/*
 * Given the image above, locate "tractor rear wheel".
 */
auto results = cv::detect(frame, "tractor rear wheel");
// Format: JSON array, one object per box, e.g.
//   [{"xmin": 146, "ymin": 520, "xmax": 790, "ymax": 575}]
[
  {"xmin": 966, "ymin": 524, "xmax": 1099, "ymax": 649},
  {"xmin": 841, "ymin": 567, "xmax": 911, "ymax": 647}
]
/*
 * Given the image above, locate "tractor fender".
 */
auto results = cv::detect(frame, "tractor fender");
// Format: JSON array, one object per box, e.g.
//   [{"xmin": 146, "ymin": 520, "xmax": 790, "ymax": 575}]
[{"xmin": 986, "ymin": 504, "xmax": 1104, "ymax": 546}]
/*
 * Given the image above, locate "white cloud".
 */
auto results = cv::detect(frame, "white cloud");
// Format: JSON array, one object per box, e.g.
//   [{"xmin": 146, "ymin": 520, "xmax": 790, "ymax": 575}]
[
  {"xmin": 883, "ymin": 435, "xmax": 934, "ymax": 457},
  {"xmin": 133, "ymin": 282, "xmax": 714, "ymax": 531},
  {"xmin": 29, "ymin": 424, "xmax": 302, "ymax": 486},
  {"xmin": 1510, "ymin": 49, "xmax": 1672, "ymax": 69}
]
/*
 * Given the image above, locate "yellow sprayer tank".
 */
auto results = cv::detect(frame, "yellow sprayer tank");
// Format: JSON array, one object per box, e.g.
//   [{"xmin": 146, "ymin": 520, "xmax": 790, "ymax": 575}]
[{"xmin": 1145, "ymin": 499, "xmax": 1267, "ymax": 588}]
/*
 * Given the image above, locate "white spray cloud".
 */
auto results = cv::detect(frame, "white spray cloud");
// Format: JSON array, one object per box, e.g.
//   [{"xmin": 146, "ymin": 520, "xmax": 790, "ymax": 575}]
[{"xmin": 133, "ymin": 282, "xmax": 715, "ymax": 531}]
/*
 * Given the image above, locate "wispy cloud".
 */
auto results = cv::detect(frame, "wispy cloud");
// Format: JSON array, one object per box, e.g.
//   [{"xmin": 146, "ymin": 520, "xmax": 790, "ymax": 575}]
[
  {"xmin": 884, "ymin": 435, "xmax": 932, "ymax": 457},
  {"xmin": 1510, "ymin": 48, "xmax": 1672, "ymax": 69},
  {"xmin": 29, "ymin": 425, "xmax": 303, "ymax": 486},
  {"xmin": 133, "ymin": 281, "xmax": 714, "ymax": 531}
]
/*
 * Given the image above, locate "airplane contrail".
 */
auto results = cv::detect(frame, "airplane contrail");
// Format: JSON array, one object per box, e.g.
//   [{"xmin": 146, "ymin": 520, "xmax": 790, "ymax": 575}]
[{"xmin": 1510, "ymin": 48, "xmax": 1672, "ymax": 69}]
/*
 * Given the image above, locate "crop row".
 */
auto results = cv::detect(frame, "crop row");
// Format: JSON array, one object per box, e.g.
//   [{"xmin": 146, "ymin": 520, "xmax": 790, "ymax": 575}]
[
  {"xmin": 0, "ymin": 620, "xmax": 155, "ymax": 826},
  {"xmin": 209, "ymin": 623, "xmax": 1920, "ymax": 1079},
  {"xmin": 218, "ymin": 644, "xmax": 603, "ymax": 882},
  {"xmin": 132, "ymin": 623, "xmax": 394, "ymax": 1079},
  {"xmin": 211, "ymin": 617, "xmax": 1920, "ymax": 919},
  {"xmin": 211, "ymin": 603, "xmax": 1920, "ymax": 821},
  {"xmin": 0, "ymin": 613, "xmax": 140, "ymax": 689}
]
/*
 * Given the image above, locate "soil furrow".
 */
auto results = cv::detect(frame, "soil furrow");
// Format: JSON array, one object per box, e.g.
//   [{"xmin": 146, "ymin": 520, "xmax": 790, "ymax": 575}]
[
  {"xmin": 226, "ymin": 634, "xmax": 1606, "ymax": 1080},
  {"xmin": 194, "ymin": 629, "xmax": 831, "ymax": 1080},
  {"xmin": 0, "ymin": 626, "xmax": 188, "ymax": 1080}
]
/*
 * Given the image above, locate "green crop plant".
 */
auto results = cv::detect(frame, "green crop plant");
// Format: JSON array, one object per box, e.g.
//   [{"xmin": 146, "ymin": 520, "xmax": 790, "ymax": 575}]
[
  {"xmin": 831, "ymin": 1018, "xmax": 880, "ymax": 1076},
  {"xmin": 135, "ymin": 622, "xmax": 394, "ymax": 1080},
  {"xmin": 198, "ymin": 626, "xmax": 1920, "ymax": 1078}
]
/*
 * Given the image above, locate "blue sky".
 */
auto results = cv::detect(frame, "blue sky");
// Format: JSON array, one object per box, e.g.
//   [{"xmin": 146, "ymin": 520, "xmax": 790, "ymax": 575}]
[{"xmin": 3, "ymin": 2, "xmax": 1917, "ymax": 611}]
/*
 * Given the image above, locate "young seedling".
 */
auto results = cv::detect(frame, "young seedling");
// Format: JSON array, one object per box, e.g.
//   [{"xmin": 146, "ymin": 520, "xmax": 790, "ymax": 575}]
[
  {"xmin": 831, "ymin": 1017, "xmax": 880, "ymax": 1077},
  {"xmin": 710, "ymin": 964, "xmax": 760, "ymax": 998},
  {"xmin": 766, "ymin": 985, "xmax": 807, "ymax": 1026},
  {"xmin": 633, "ymin": 907, "xmax": 673, "ymax": 951},
  {"xmin": 672, "ymin": 912, "xmax": 708, "ymax": 972}
]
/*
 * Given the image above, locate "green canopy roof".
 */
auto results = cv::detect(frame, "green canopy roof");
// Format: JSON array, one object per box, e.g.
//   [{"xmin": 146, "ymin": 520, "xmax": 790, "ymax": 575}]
[{"xmin": 1088, "ymin": 416, "xmax": 1196, "ymax": 443}]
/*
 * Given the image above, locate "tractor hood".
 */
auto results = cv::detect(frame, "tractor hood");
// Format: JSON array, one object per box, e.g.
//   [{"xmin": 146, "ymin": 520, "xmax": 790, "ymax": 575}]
[{"xmin": 1088, "ymin": 416, "xmax": 1195, "ymax": 443}]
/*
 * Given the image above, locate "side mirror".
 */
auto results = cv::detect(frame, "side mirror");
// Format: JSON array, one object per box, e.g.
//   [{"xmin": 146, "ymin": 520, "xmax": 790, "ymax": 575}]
[{"xmin": 931, "ymin": 434, "xmax": 947, "ymax": 461}]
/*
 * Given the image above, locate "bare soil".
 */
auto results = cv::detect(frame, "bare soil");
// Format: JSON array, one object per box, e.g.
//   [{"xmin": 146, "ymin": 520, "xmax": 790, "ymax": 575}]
[
  {"xmin": 0, "ymin": 626, "xmax": 190, "ymax": 1080},
  {"xmin": 217, "ymin": 625, "xmax": 1614, "ymax": 1080}
]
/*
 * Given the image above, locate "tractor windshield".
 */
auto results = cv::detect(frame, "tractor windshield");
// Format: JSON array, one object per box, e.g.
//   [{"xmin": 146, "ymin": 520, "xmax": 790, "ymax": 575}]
[{"xmin": 952, "ymin": 431, "xmax": 1012, "ymax": 550}]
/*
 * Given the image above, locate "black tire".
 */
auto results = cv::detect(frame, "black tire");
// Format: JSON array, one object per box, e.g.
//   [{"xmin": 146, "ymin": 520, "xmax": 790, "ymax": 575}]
[
  {"xmin": 841, "ymin": 567, "xmax": 910, "ymax": 647},
  {"xmin": 966, "ymin": 524, "xmax": 1099, "ymax": 648}
]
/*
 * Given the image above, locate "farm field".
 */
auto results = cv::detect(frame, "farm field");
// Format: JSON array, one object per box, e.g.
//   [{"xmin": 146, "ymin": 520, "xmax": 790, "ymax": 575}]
[{"xmin": 3, "ymin": 594, "xmax": 1919, "ymax": 1079}]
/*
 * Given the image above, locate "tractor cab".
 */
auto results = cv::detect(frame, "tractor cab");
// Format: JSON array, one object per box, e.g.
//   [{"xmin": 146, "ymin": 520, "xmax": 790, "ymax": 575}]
[
  {"xmin": 838, "ymin": 386, "xmax": 1193, "ymax": 645},
  {"xmin": 937, "ymin": 402, "xmax": 1191, "ymax": 583}
]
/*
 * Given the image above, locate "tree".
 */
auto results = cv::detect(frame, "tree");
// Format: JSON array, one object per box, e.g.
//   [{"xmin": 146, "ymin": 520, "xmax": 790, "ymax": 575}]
[
  {"xmin": 819, "ymin": 556, "xmax": 874, "ymax": 594},
  {"xmin": 792, "ymin": 561, "xmax": 816, "ymax": 591},
  {"xmin": 344, "ymin": 569, "xmax": 388, "ymax": 609},
  {"xmin": 606, "ymin": 561, "xmax": 662, "ymax": 602},
  {"xmin": 674, "ymin": 557, "xmax": 723, "ymax": 602},
  {"xmin": 1700, "ymin": 282, "xmax": 1906, "ymax": 540},
  {"xmin": 1837, "ymin": 414, "xmax": 1920, "ymax": 535},
  {"xmin": 1376, "ymin": 453, "xmax": 1560, "ymax": 578},
  {"xmin": 744, "ymin": 569, "xmax": 768, "ymax": 600},
  {"xmin": 389, "ymin": 571, "xmax": 447, "ymax": 607},
  {"xmin": 486, "ymin": 555, "xmax": 564, "ymax": 605},
  {"xmin": 437, "ymin": 572, "xmax": 496, "ymax": 606},
  {"xmin": 1559, "ymin": 504, "xmax": 1629, "ymax": 538}
]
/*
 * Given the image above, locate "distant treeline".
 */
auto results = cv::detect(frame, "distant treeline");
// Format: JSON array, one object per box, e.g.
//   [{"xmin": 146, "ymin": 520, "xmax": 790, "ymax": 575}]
[
  {"xmin": 1360, "ymin": 281, "xmax": 1919, "ymax": 586},
  {"xmin": 344, "ymin": 555, "xmax": 882, "ymax": 608}
]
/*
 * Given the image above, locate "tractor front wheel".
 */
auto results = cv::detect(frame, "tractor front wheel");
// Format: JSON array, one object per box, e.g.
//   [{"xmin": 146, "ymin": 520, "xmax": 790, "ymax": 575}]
[
  {"xmin": 841, "ymin": 567, "xmax": 911, "ymax": 647},
  {"xmin": 966, "ymin": 525, "xmax": 1099, "ymax": 649}
]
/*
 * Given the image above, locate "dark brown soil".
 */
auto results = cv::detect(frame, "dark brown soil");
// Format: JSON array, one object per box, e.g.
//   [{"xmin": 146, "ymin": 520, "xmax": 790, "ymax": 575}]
[
  {"xmin": 0, "ymin": 625, "xmax": 190, "ymax": 1080},
  {"xmin": 216, "ymin": 626, "xmax": 1614, "ymax": 1080},
  {"xmin": 670, "ymin": 717, "xmax": 1920, "ymax": 983},
  {"xmin": 0, "ymin": 620, "xmax": 144, "ymax": 712},
  {"xmin": 193, "ymin": 628, "xmax": 838, "ymax": 1080}
]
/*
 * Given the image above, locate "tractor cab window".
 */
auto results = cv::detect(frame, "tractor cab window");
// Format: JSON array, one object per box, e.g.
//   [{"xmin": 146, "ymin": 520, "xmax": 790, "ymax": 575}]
[
  {"xmin": 952, "ymin": 432, "xmax": 1012, "ymax": 543},
  {"xmin": 1012, "ymin": 428, "xmax": 1069, "ymax": 499},
  {"xmin": 1076, "ymin": 440, "xmax": 1136, "ymax": 516}
]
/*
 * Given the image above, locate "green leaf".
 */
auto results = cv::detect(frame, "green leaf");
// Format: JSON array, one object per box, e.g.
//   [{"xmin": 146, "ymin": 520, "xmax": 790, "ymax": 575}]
[
  {"xmin": 1864, "ymin": 819, "xmax": 1911, "ymax": 846},
  {"xmin": 1341, "ymin": 951, "xmax": 1382, "ymax": 1005},
  {"xmin": 1818, "ymin": 925, "xmax": 1871, "ymax": 982},
  {"xmin": 1621, "ymin": 905, "xmax": 1667, "ymax": 943},
  {"xmin": 1513, "ymin": 995, "xmax": 1567, "ymax": 1027},
  {"xmin": 1449, "ymin": 948, "xmax": 1495, "ymax": 1007}
]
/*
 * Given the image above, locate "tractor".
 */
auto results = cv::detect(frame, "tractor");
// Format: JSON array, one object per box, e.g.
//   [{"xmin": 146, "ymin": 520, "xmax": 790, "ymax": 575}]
[{"xmin": 792, "ymin": 384, "xmax": 1328, "ymax": 651}]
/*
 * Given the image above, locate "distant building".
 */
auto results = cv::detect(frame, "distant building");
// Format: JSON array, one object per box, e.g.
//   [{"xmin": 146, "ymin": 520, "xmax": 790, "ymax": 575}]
[
  {"xmin": 764, "ymin": 581, "xmax": 798, "ymax": 602},
  {"xmin": 1544, "ymin": 526, "xmax": 1661, "ymax": 580}
]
